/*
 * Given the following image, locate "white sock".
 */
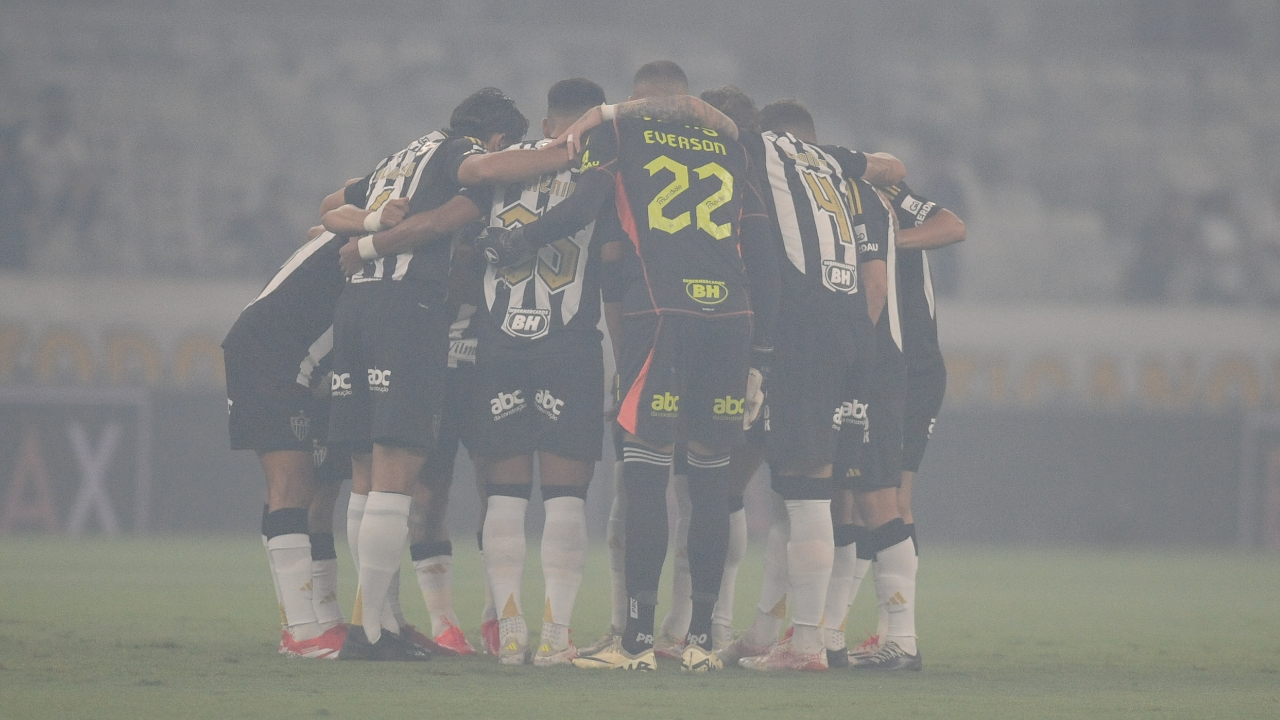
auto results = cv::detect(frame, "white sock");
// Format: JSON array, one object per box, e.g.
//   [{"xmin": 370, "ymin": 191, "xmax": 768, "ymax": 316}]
[
  {"xmin": 541, "ymin": 496, "xmax": 586, "ymax": 630},
  {"xmin": 415, "ymin": 554, "xmax": 460, "ymax": 637},
  {"xmin": 481, "ymin": 549, "xmax": 497, "ymax": 624},
  {"xmin": 262, "ymin": 533, "xmax": 286, "ymax": 629},
  {"xmin": 874, "ymin": 536, "xmax": 918, "ymax": 654},
  {"xmin": 660, "ymin": 472, "xmax": 692, "ymax": 642},
  {"xmin": 785, "ymin": 499, "xmax": 833, "ymax": 655},
  {"xmin": 606, "ymin": 463, "xmax": 627, "ymax": 634},
  {"xmin": 821, "ymin": 542, "xmax": 857, "ymax": 649},
  {"xmin": 268, "ymin": 533, "xmax": 321, "ymax": 641},
  {"xmin": 387, "ymin": 568, "xmax": 407, "ymax": 629},
  {"xmin": 355, "ymin": 491, "xmax": 410, "ymax": 644},
  {"xmin": 483, "ymin": 495, "xmax": 528, "ymax": 640},
  {"xmin": 745, "ymin": 499, "xmax": 790, "ymax": 648},
  {"xmin": 312, "ymin": 558, "xmax": 343, "ymax": 628},
  {"xmin": 712, "ymin": 507, "xmax": 747, "ymax": 633},
  {"xmin": 346, "ymin": 493, "xmax": 367, "ymax": 571}
]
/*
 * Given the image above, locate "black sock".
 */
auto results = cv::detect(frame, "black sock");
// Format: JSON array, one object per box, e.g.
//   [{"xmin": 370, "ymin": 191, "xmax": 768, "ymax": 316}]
[
  {"xmin": 410, "ymin": 540, "xmax": 452, "ymax": 562},
  {"xmin": 854, "ymin": 525, "xmax": 875, "ymax": 561},
  {"xmin": 619, "ymin": 442, "xmax": 672, "ymax": 654},
  {"xmin": 685, "ymin": 449, "xmax": 730, "ymax": 651},
  {"xmin": 260, "ymin": 504, "xmax": 270, "ymax": 537},
  {"xmin": 622, "ymin": 596, "xmax": 657, "ymax": 655},
  {"xmin": 906, "ymin": 522, "xmax": 917, "ymax": 555},
  {"xmin": 310, "ymin": 532, "xmax": 337, "ymax": 561}
]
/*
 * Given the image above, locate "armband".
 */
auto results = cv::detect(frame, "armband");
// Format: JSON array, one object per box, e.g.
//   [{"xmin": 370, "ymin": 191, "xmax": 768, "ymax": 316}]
[
  {"xmin": 599, "ymin": 104, "xmax": 616, "ymax": 121},
  {"xmin": 358, "ymin": 235, "xmax": 378, "ymax": 260},
  {"xmin": 362, "ymin": 207, "xmax": 384, "ymax": 233}
]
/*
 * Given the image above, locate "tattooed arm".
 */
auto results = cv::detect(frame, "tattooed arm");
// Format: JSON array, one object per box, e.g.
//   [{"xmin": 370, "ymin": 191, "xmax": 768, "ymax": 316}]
[{"xmin": 554, "ymin": 95, "xmax": 739, "ymax": 153}]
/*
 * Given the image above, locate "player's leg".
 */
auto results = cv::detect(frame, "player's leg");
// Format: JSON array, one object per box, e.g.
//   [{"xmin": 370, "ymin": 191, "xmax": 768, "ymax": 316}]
[
  {"xmin": 656, "ymin": 446, "xmax": 691, "ymax": 658},
  {"xmin": 713, "ymin": 442, "xmax": 762, "ymax": 650},
  {"xmin": 481, "ymin": 453, "xmax": 533, "ymax": 664},
  {"xmin": 259, "ymin": 450, "xmax": 324, "ymax": 648},
  {"xmin": 473, "ymin": 454, "xmax": 499, "ymax": 654},
  {"xmin": 405, "ymin": 461, "xmax": 467, "ymax": 656},
  {"xmin": 309, "ymin": 443, "xmax": 348, "ymax": 634},
  {"xmin": 580, "ymin": 426, "xmax": 626, "ymax": 656}
]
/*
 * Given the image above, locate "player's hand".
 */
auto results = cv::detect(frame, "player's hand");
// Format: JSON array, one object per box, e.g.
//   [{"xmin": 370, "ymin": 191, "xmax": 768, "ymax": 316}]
[
  {"xmin": 338, "ymin": 237, "xmax": 365, "ymax": 277},
  {"xmin": 377, "ymin": 198, "xmax": 409, "ymax": 229},
  {"xmin": 475, "ymin": 226, "xmax": 537, "ymax": 268},
  {"xmin": 744, "ymin": 346, "xmax": 772, "ymax": 430},
  {"xmin": 554, "ymin": 105, "xmax": 604, "ymax": 156}
]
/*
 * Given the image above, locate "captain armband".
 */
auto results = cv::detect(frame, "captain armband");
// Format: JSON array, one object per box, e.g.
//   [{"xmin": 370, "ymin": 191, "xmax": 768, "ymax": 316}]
[{"xmin": 357, "ymin": 235, "xmax": 379, "ymax": 260}]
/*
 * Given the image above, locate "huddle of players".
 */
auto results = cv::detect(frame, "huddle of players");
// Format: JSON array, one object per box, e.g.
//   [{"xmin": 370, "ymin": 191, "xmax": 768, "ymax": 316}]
[{"xmin": 222, "ymin": 59, "xmax": 965, "ymax": 671}]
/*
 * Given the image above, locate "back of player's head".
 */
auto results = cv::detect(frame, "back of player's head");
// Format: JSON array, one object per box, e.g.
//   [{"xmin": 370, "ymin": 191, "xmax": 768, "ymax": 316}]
[
  {"xmin": 700, "ymin": 85, "xmax": 761, "ymax": 135},
  {"xmin": 632, "ymin": 60, "xmax": 689, "ymax": 98},
  {"xmin": 546, "ymin": 78, "xmax": 606, "ymax": 121},
  {"xmin": 449, "ymin": 87, "xmax": 529, "ymax": 145},
  {"xmin": 761, "ymin": 99, "xmax": 817, "ymax": 144}
]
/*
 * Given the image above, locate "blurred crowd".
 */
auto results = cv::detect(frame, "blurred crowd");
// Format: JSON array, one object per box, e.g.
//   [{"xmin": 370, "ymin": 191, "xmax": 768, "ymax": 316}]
[{"xmin": 1, "ymin": 0, "xmax": 1278, "ymax": 306}]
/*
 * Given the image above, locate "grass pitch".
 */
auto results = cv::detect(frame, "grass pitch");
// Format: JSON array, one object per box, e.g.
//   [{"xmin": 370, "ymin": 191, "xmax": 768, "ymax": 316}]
[{"xmin": 1, "ymin": 537, "xmax": 1278, "ymax": 719}]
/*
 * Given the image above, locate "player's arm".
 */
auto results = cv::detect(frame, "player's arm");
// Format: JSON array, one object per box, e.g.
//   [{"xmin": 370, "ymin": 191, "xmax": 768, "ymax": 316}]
[
  {"xmin": 863, "ymin": 152, "xmax": 906, "ymax": 188},
  {"xmin": 739, "ymin": 184, "xmax": 780, "ymax": 353},
  {"xmin": 555, "ymin": 95, "xmax": 738, "ymax": 154},
  {"xmin": 338, "ymin": 195, "xmax": 482, "ymax": 276},
  {"xmin": 321, "ymin": 198, "xmax": 409, "ymax": 237},
  {"xmin": 897, "ymin": 208, "xmax": 965, "ymax": 250},
  {"xmin": 319, "ymin": 177, "xmax": 366, "ymax": 216},
  {"xmin": 854, "ymin": 180, "xmax": 892, "ymax": 324},
  {"xmin": 600, "ymin": 240, "xmax": 627, "ymax": 369},
  {"xmin": 456, "ymin": 143, "xmax": 575, "ymax": 187},
  {"xmin": 861, "ymin": 259, "xmax": 888, "ymax": 324}
]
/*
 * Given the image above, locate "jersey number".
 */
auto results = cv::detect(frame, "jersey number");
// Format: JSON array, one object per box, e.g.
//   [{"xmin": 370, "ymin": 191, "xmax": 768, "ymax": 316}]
[
  {"xmin": 800, "ymin": 169, "xmax": 856, "ymax": 246},
  {"xmin": 494, "ymin": 204, "xmax": 583, "ymax": 293},
  {"xmin": 644, "ymin": 156, "xmax": 733, "ymax": 240}
]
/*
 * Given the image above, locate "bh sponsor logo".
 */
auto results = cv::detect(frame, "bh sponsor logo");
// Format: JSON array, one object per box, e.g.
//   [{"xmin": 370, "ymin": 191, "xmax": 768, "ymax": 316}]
[
  {"xmin": 367, "ymin": 368, "xmax": 391, "ymax": 393},
  {"xmin": 534, "ymin": 389, "xmax": 564, "ymax": 420},
  {"xmin": 490, "ymin": 389, "xmax": 526, "ymax": 420},
  {"xmin": 684, "ymin": 278, "xmax": 728, "ymax": 306},
  {"xmin": 331, "ymin": 372, "xmax": 352, "ymax": 397},
  {"xmin": 712, "ymin": 395, "xmax": 744, "ymax": 420},
  {"xmin": 503, "ymin": 308, "xmax": 551, "ymax": 339},
  {"xmin": 821, "ymin": 259, "xmax": 858, "ymax": 294},
  {"xmin": 651, "ymin": 392, "xmax": 679, "ymax": 417}
]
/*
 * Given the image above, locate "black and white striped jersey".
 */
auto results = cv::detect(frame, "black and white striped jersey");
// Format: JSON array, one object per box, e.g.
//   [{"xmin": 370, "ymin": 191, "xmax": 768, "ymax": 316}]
[
  {"xmin": 880, "ymin": 182, "xmax": 943, "ymax": 362},
  {"xmin": 749, "ymin": 131, "xmax": 875, "ymax": 355},
  {"xmin": 848, "ymin": 176, "xmax": 901, "ymax": 353},
  {"xmin": 479, "ymin": 139, "xmax": 604, "ymax": 342},
  {"xmin": 347, "ymin": 131, "xmax": 490, "ymax": 302},
  {"xmin": 222, "ymin": 230, "xmax": 346, "ymax": 392}
]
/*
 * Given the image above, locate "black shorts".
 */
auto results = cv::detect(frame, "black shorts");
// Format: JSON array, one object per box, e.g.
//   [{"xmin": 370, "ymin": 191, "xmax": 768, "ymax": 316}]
[
  {"xmin": 902, "ymin": 351, "xmax": 946, "ymax": 473},
  {"xmin": 837, "ymin": 322, "xmax": 905, "ymax": 492},
  {"xmin": 421, "ymin": 358, "xmax": 477, "ymax": 484},
  {"xmin": 765, "ymin": 318, "xmax": 866, "ymax": 472},
  {"xmin": 616, "ymin": 313, "xmax": 750, "ymax": 449},
  {"xmin": 469, "ymin": 330, "xmax": 604, "ymax": 463},
  {"xmin": 327, "ymin": 282, "xmax": 452, "ymax": 451}
]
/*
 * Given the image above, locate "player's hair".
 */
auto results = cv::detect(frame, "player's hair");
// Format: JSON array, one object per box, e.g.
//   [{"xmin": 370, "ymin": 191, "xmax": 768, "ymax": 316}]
[
  {"xmin": 632, "ymin": 60, "xmax": 689, "ymax": 95},
  {"xmin": 700, "ymin": 85, "xmax": 761, "ymax": 135},
  {"xmin": 547, "ymin": 78, "xmax": 606, "ymax": 120},
  {"xmin": 760, "ymin": 99, "xmax": 816, "ymax": 141},
  {"xmin": 449, "ymin": 87, "xmax": 529, "ymax": 144}
]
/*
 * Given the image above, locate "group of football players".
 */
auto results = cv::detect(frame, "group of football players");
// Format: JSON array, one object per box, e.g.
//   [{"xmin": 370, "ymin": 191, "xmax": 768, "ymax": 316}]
[{"xmin": 222, "ymin": 58, "xmax": 964, "ymax": 672}]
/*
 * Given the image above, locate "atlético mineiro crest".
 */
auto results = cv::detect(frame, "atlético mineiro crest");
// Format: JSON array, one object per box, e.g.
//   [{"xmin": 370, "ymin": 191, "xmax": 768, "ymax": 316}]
[
  {"xmin": 291, "ymin": 410, "xmax": 310, "ymax": 442},
  {"xmin": 312, "ymin": 440, "xmax": 327, "ymax": 470}
]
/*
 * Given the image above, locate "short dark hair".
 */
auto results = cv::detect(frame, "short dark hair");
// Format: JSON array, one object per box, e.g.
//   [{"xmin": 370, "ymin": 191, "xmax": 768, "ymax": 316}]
[
  {"xmin": 700, "ymin": 86, "xmax": 761, "ymax": 135},
  {"xmin": 760, "ymin": 99, "xmax": 816, "ymax": 141},
  {"xmin": 547, "ymin": 78, "xmax": 606, "ymax": 120},
  {"xmin": 449, "ymin": 87, "xmax": 529, "ymax": 144},
  {"xmin": 632, "ymin": 60, "xmax": 689, "ymax": 94}
]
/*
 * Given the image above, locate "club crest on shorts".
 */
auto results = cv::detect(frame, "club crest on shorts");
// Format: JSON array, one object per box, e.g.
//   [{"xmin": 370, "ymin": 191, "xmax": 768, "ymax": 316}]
[
  {"xmin": 503, "ymin": 307, "xmax": 551, "ymax": 339},
  {"xmin": 312, "ymin": 440, "xmax": 327, "ymax": 469},
  {"xmin": 290, "ymin": 410, "xmax": 310, "ymax": 442}
]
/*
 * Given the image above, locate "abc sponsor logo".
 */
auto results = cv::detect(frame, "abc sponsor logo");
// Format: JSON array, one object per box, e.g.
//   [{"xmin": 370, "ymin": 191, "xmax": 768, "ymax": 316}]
[
  {"xmin": 503, "ymin": 308, "xmax": 552, "ymax": 339},
  {"xmin": 712, "ymin": 395, "xmax": 744, "ymax": 419},
  {"xmin": 367, "ymin": 368, "xmax": 391, "ymax": 392},
  {"xmin": 331, "ymin": 372, "xmax": 352, "ymax": 397},
  {"xmin": 821, "ymin": 259, "xmax": 858, "ymax": 295},
  {"xmin": 833, "ymin": 398, "xmax": 869, "ymax": 432},
  {"xmin": 489, "ymin": 389, "xmax": 526, "ymax": 419},
  {"xmin": 534, "ymin": 389, "xmax": 564, "ymax": 419},
  {"xmin": 651, "ymin": 392, "xmax": 679, "ymax": 416},
  {"xmin": 684, "ymin": 278, "xmax": 728, "ymax": 305}
]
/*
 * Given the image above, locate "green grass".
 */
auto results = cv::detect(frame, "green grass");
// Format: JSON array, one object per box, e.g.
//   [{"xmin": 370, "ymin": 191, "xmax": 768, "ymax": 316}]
[{"xmin": 1, "ymin": 538, "xmax": 1278, "ymax": 719}]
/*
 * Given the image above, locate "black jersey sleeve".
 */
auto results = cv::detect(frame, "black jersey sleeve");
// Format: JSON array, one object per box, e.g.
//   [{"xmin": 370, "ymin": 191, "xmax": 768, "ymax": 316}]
[
  {"xmin": 408, "ymin": 136, "xmax": 491, "ymax": 216},
  {"xmin": 578, "ymin": 123, "xmax": 621, "ymax": 179},
  {"xmin": 739, "ymin": 153, "xmax": 779, "ymax": 348},
  {"xmin": 881, "ymin": 182, "xmax": 941, "ymax": 229},
  {"xmin": 345, "ymin": 173, "xmax": 373, "ymax": 207},
  {"xmin": 850, "ymin": 178, "xmax": 890, "ymax": 262},
  {"xmin": 822, "ymin": 145, "xmax": 869, "ymax": 184},
  {"xmin": 519, "ymin": 168, "xmax": 614, "ymax": 248}
]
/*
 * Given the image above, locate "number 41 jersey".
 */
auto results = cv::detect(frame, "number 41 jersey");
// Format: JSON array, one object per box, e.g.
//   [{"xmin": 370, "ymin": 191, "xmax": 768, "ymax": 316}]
[{"xmin": 580, "ymin": 116, "xmax": 760, "ymax": 319}]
